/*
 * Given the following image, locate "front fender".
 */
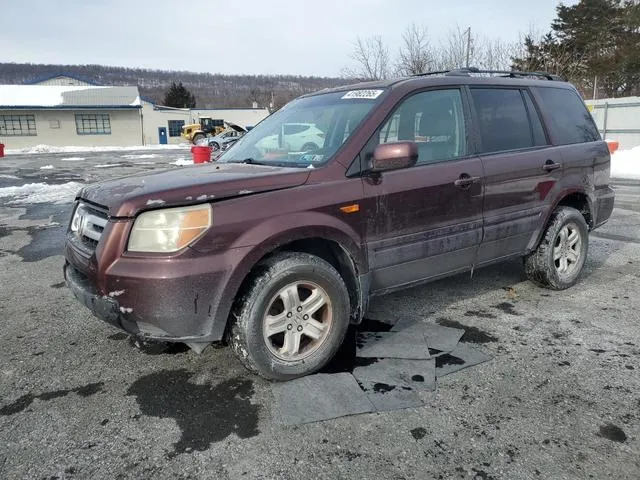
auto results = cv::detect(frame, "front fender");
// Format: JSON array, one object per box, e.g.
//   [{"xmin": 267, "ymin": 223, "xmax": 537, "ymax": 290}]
[{"xmin": 203, "ymin": 212, "xmax": 367, "ymax": 341}]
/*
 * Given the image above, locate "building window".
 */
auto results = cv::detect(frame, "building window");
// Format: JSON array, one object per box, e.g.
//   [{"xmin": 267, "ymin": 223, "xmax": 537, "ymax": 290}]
[
  {"xmin": 0, "ymin": 114, "xmax": 37, "ymax": 136},
  {"xmin": 168, "ymin": 120, "xmax": 185, "ymax": 137},
  {"xmin": 75, "ymin": 113, "xmax": 111, "ymax": 135}
]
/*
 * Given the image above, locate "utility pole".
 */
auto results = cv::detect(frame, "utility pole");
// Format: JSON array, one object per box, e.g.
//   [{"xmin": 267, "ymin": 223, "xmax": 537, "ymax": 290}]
[
  {"xmin": 465, "ymin": 27, "xmax": 471, "ymax": 68},
  {"xmin": 593, "ymin": 75, "xmax": 598, "ymax": 100}
]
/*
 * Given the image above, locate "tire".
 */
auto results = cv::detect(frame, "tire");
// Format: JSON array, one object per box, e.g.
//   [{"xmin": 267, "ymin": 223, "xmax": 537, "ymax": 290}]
[
  {"xmin": 524, "ymin": 206, "xmax": 589, "ymax": 290},
  {"xmin": 192, "ymin": 133, "xmax": 205, "ymax": 145},
  {"xmin": 301, "ymin": 142, "xmax": 318, "ymax": 152},
  {"xmin": 227, "ymin": 252, "xmax": 350, "ymax": 381},
  {"xmin": 210, "ymin": 142, "xmax": 220, "ymax": 151}
]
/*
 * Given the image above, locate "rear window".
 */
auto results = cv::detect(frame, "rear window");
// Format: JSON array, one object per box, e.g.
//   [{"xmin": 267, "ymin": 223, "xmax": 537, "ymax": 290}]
[
  {"xmin": 534, "ymin": 87, "xmax": 600, "ymax": 145},
  {"xmin": 471, "ymin": 88, "xmax": 537, "ymax": 153}
]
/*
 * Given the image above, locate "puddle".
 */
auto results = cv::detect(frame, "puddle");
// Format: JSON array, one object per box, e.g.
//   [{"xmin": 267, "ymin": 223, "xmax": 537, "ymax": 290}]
[
  {"xmin": 597, "ymin": 423, "xmax": 627, "ymax": 443},
  {"xmin": 464, "ymin": 310, "xmax": 497, "ymax": 319},
  {"xmin": 0, "ymin": 382, "xmax": 104, "ymax": 416},
  {"xmin": 493, "ymin": 302, "xmax": 521, "ymax": 316},
  {"xmin": 126, "ymin": 369, "xmax": 260, "ymax": 456},
  {"xmin": 410, "ymin": 427, "xmax": 427, "ymax": 440},
  {"xmin": 436, "ymin": 318, "xmax": 498, "ymax": 343},
  {"xmin": 2, "ymin": 204, "xmax": 74, "ymax": 262}
]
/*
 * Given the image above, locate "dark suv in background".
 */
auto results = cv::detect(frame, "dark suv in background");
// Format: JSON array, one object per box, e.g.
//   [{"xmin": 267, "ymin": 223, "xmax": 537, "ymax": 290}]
[{"xmin": 65, "ymin": 68, "xmax": 614, "ymax": 380}]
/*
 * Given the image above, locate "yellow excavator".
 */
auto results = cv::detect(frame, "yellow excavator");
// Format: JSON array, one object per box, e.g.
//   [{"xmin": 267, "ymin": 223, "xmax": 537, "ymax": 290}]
[{"xmin": 181, "ymin": 117, "xmax": 226, "ymax": 144}]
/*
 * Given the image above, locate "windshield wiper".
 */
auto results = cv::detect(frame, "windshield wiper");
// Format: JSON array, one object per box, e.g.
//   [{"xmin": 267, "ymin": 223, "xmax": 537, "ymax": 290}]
[{"xmin": 228, "ymin": 158, "xmax": 270, "ymax": 166}]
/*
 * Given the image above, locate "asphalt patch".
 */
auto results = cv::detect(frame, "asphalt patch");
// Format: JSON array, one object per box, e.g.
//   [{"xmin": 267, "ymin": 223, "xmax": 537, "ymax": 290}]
[
  {"xmin": 126, "ymin": 369, "xmax": 260, "ymax": 456},
  {"xmin": 0, "ymin": 382, "xmax": 104, "ymax": 416},
  {"xmin": 356, "ymin": 331, "xmax": 431, "ymax": 359},
  {"xmin": 464, "ymin": 310, "xmax": 498, "ymax": 319},
  {"xmin": 435, "ymin": 344, "xmax": 492, "ymax": 377},
  {"xmin": 391, "ymin": 318, "xmax": 464, "ymax": 352},
  {"xmin": 410, "ymin": 427, "xmax": 427, "ymax": 440},
  {"xmin": 436, "ymin": 318, "xmax": 498, "ymax": 344},
  {"xmin": 273, "ymin": 372, "xmax": 374, "ymax": 425}
]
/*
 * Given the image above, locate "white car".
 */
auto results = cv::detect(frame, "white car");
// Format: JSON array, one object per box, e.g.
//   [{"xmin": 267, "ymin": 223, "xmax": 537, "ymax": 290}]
[{"xmin": 256, "ymin": 123, "xmax": 325, "ymax": 153}]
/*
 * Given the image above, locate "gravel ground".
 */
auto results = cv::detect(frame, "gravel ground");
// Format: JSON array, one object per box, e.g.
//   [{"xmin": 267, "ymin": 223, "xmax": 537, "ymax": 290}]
[{"xmin": 0, "ymin": 150, "xmax": 639, "ymax": 480}]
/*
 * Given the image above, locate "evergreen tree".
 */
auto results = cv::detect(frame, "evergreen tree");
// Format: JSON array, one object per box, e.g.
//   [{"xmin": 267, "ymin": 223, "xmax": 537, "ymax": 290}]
[
  {"xmin": 162, "ymin": 81, "xmax": 196, "ymax": 108},
  {"xmin": 513, "ymin": 0, "xmax": 640, "ymax": 98}
]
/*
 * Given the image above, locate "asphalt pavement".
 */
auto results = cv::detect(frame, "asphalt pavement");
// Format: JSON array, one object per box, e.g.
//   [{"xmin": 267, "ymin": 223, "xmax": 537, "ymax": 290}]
[{"xmin": 0, "ymin": 150, "xmax": 639, "ymax": 480}]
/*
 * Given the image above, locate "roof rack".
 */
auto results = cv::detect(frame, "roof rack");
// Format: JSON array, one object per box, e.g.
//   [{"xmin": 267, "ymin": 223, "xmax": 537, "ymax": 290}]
[{"xmin": 413, "ymin": 67, "xmax": 565, "ymax": 81}]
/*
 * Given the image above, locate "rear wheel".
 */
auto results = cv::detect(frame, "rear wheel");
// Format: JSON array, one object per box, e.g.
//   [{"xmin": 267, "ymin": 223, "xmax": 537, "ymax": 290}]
[
  {"xmin": 228, "ymin": 252, "xmax": 350, "ymax": 380},
  {"xmin": 210, "ymin": 141, "xmax": 220, "ymax": 151},
  {"xmin": 524, "ymin": 206, "xmax": 589, "ymax": 290}
]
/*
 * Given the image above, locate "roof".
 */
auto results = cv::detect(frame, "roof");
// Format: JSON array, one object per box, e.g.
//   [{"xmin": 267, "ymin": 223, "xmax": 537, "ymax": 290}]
[
  {"xmin": 0, "ymin": 85, "xmax": 142, "ymax": 109},
  {"xmin": 24, "ymin": 73, "xmax": 101, "ymax": 86}
]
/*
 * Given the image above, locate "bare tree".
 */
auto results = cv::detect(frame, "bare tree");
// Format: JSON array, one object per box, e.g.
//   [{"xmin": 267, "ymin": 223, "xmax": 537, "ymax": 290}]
[
  {"xmin": 343, "ymin": 35, "xmax": 391, "ymax": 80},
  {"xmin": 395, "ymin": 23, "xmax": 435, "ymax": 75},
  {"xmin": 434, "ymin": 25, "xmax": 475, "ymax": 70}
]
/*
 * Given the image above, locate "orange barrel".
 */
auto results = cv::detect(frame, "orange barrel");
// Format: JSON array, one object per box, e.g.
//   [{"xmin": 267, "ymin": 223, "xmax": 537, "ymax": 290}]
[
  {"xmin": 606, "ymin": 140, "xmax": 619, "ymax": 154},
  {"xmin": 0, "ymin": 143, "xmax": 4, "ymax": 158},
  {"xmin": 191, "ymin": 145, "xmax": 212, "ymax": 164}
]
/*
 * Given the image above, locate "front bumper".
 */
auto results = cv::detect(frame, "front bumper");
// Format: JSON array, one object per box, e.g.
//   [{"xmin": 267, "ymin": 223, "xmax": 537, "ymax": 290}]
[{"xmin": 64, "ymin": 263, "xmax": 141, "ymax": 335}]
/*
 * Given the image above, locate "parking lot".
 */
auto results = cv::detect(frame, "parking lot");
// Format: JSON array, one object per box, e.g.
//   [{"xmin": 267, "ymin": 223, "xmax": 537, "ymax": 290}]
[{"xmin": 1, "ymin": 149, "xmax": 639, "ymax": 480}]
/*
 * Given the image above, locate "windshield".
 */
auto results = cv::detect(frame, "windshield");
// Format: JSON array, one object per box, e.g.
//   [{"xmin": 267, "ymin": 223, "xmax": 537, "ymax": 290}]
[{"xmin": 217, "ymin": 90, "xmax": 385, "ymax": 167}]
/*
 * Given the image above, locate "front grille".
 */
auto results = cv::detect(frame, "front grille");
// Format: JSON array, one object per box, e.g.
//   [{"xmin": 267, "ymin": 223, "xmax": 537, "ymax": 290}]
[{"xmin": 72, "ymin": 202, "xmax": 109, "ymax": 254}]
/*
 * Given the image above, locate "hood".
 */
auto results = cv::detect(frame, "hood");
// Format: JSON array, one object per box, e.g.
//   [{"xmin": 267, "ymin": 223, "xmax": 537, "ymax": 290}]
[
  {"xmin": 78, "ymin": 162, "xmax": 310, "ymax": 218},
  {"xmin": 226, "ymin": 121, "xmax": 247, "ymax": 133}
]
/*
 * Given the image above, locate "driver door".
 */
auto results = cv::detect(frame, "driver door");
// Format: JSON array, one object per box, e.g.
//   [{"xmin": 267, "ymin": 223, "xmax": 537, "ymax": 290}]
[{"xmin": 361, "ymin": 88, "xmax": 484, "ymax": 292}]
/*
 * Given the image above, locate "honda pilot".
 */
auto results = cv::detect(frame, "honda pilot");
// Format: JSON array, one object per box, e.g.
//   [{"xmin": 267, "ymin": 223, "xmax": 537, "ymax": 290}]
[{"xmin": 64, "ymin": 69, "xmax": 615, "ymax": 380}]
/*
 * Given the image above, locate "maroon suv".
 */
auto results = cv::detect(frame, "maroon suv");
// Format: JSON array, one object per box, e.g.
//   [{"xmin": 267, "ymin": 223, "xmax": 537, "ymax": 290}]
[{"xmin": 64, "ymin": 69, "xmax": 614, "ymax": 380}]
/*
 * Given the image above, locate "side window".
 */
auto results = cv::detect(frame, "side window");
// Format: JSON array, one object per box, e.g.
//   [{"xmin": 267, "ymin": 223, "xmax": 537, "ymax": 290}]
[
  {"xmin": 378, "ymin": 89, "xmax": 466, "ymax": 165},
  {"xmin": 471, "ymin": 88, "xmax": 534, "ymax": 153},
  {"xmin": 523, "ymin": 91, "xmax": 548, "ymax": 146},
  {"xmin": 535, "ymin": 87, "xmax": 600, "ymax": 145}
]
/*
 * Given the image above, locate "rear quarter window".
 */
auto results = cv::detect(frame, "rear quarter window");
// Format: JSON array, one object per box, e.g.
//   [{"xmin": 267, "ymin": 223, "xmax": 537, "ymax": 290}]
[{"xmin": 534, "ymin": 87, "xmax": 601, "ymax": 145}]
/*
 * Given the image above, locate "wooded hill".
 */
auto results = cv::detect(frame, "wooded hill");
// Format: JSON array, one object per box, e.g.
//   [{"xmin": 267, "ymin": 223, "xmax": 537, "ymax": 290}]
[{"xmin": 0, "ymin": 62, "xmax": 353, "ymax": 109}]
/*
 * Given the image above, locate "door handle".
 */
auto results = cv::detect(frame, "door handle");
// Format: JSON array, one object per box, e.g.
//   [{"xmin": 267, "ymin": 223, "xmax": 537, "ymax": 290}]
[
  {"xmin": 543, "ymin": 160, "xmax": 561, "ymax": 172},
  {"xmin": 454, "ymin": 174, "xmax": 481, "ymax": 188}
]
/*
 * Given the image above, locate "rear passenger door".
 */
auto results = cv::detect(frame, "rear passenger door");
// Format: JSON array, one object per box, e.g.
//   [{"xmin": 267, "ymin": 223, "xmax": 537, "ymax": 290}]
[
  {"xmin": 470, "ymin": 87, "xmax": 562, "ymax": 265},
  {"xmin": 362, "ymin": 88, "xmax": 484, "ymax": 292}
]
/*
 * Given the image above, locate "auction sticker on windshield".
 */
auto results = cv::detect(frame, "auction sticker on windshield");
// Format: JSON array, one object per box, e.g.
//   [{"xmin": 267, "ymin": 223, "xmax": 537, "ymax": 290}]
[{"xmin": 341, "ymin": 89, "xmax": 384, "ymax": 100}]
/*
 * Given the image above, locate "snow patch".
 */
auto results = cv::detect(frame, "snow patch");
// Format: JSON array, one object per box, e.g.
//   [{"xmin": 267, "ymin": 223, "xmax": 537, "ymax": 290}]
[
  {"xmin": 121, "ymin": 153, "xmax": 159, "ymax": 159},
  {"xmin": 0, "ymin": 182, "xmax": 82, "ymax": 205},
  {"xmin": 95, "ymin": 163, "xmax": 123, "ymax": 168},
  {"xmin": 146, "ymin": 199, "xmax": 165, "ymax": 206},
  {"xmin": 196, "ymin": 194, "xmax": 208, "ymax": 201},
  {"xmin": 119, "ymin": 307, "xmax": 133, "ymax": 314},
  {"xmin": 109, "ymin": 290, "xmax": 125, "ymax": 297},
  {"xmin": 238, "ymin": 190, "xmax": 253, "ymax": 195},
  {"xmin": 134, "ymin": 161, "xmax": 156, "ymax": 165},
  {"xmin": 0, "ymin": 174, "xmax": 19, "ymax": 179},
  {"xmin": 611, "ymin": 146, "xmax": 640, "ymax": 180},
  {"xmin": 61, "ymin": 157, "xmax": 86, "ymax": 162},
  {"xmin": 6, "ymin": 144, "xmax": 190, "ymax": 155},
  {"xmin": 39, "ymin": 165, "xmax": 54, "ymax": 170},
  {"xmin": 172, "ymin": 158, "xmax": 193, "ymax": 166}
]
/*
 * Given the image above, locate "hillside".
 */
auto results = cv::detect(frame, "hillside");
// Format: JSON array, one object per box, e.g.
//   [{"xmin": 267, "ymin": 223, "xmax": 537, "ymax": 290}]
[{"xmin": 0, "ymin": 63, "xmax": 353, "ymax": 109}]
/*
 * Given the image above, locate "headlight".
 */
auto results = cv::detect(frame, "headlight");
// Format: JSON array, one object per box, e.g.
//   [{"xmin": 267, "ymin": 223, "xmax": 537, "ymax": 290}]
[{"xmin": 128, "ymin": 204, "xmax": 212, "ymax": 253}]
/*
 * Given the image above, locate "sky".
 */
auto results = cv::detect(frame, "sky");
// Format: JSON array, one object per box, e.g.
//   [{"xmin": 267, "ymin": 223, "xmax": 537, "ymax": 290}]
[{"xmin": 0, "ymin": 0, "xmax": 577, "ymax": 77}]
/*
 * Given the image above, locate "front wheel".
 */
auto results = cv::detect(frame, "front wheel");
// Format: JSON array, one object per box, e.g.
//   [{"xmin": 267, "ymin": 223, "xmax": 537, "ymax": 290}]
[
  {"xmin": 228, "ymin": 252, "xmax": 350, "ymax": 380},
  {"xmin": 524, "ymin": 206, "xmax": 589, "ymax": 290}
]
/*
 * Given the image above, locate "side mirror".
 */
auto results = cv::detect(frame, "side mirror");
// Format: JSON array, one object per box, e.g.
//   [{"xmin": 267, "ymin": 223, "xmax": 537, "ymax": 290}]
[{"xmin": 370, "ymin": 141, "xmax": 418, "ymax": 173}]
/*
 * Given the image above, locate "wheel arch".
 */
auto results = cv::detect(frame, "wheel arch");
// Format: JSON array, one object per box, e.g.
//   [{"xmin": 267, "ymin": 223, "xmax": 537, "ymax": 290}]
[
  {"xmin": 209, "ymin": 226, "xmax": 369, "ymax": 342},
  {"xmin": 527, "ymin": 189, "xmax": 594, "ymax": 252}
]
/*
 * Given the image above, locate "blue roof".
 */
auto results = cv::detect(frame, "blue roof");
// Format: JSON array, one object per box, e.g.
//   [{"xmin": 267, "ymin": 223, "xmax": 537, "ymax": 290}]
[{"xmin": 24, "ymin": 73, "xmax": 101, "ymax": 86}]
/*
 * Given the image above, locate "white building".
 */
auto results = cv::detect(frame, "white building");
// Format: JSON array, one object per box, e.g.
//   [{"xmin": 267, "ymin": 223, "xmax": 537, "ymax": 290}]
[
  {"xmin": 0, "ymin": 84, "xmax": 143, "ymax": 149},
  {"xmin": 0, "ymin": 74, "xmax": 271, "ymax": 149}
]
